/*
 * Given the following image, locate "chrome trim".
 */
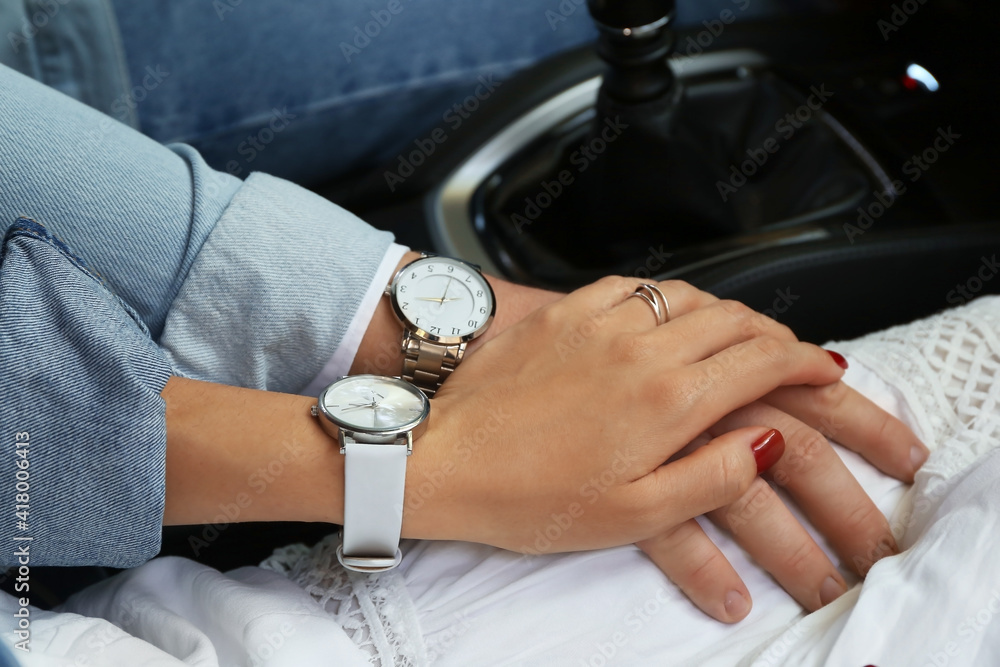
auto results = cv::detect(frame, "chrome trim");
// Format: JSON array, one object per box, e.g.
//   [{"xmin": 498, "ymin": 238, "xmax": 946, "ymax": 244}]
[
  {"xmin": 594, "ymin": 14, "xmax": 672, "ymax": 38},
  {"xmin": 427, "ymin": 50, "xmax": 770, "ymax": 271}
]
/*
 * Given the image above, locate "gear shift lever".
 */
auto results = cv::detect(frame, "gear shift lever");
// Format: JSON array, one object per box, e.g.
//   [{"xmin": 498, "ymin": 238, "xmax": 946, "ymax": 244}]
[{"xmin": 587, "ymin": 0, "xmax": 677, "ymax": 104}]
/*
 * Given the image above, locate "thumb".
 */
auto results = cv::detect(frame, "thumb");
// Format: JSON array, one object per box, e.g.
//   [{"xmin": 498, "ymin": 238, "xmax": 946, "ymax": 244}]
[{"xmin": 644, "ymin": 428, "xmax": 784, "ymax": 527}]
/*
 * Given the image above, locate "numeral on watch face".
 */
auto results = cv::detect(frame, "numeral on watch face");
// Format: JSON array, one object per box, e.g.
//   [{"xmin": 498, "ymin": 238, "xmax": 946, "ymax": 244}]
[{"xmin": 394, "ymin": 257, "xmax": 493, "ymax": 338}]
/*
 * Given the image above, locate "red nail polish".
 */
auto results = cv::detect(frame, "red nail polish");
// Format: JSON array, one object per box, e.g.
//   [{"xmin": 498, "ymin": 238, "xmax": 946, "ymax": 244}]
[
  {"xmin": 752, "ymin": 429, "xmax": 784, "ymax": 474},
  {"xmin": 827, "ymin": 350, "xmax": 849, "ymax": 369}
]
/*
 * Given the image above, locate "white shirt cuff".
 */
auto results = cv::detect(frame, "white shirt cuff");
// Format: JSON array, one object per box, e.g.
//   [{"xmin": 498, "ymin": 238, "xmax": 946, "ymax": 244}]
[{"xmin": 300, "ymin": 243, "xmax": 409, "ymax": 396}]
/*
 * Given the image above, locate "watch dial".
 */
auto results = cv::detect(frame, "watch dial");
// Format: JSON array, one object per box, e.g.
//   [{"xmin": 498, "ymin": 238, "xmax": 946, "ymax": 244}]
[
  {"xmin": 393, "ymin": 257, "xmax": 494, "ymax": 338},
  {"xmin": 321, "ymin": 376, "xmax": 427, "ymax": 432}
]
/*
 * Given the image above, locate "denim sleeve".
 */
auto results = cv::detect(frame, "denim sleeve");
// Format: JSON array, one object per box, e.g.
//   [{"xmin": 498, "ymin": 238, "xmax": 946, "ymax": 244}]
[
  {"xmin": 158, "ymin": 172, "xmax": 395, "ymax": 394},
  {"xmin": 0, "ymin": 219, "xmax": 171, "ymax": 567}
]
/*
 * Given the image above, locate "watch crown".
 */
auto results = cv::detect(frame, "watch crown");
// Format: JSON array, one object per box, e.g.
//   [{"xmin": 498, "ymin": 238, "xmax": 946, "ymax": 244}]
[{"xmin": 310, "ymin": 404, "xmax": 319, "ymax": 417}]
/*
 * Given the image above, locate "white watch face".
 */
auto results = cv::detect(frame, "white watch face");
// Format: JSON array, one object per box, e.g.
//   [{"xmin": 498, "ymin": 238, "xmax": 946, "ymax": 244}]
[
  {"xmin": 320, "ymin": 376, "xmax": 428, "ymax": 433},
  {"xmin": 392, "ymin": 256, "xmax": 495, "ymax": 341}
]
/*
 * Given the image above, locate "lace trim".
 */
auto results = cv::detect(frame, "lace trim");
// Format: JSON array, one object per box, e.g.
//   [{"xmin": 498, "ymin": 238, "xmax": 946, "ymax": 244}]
[
  {"xmin": 834, "ymin": 296, "xmax": 1000, "ymax": 482},
  {"xmin": 262, "ymin": 297, "xmax": 1000, "ymax": 664},
  {"xmin": 260, "ymin": 535, "xmax": 428, "ymax": 666}
]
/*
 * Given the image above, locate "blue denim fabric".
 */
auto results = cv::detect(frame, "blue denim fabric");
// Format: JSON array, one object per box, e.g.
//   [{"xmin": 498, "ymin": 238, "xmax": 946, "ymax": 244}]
[
  {"xmin": 1, "ymin": 64, "xmax": 397, "ymax": 566},
  {"xmin": 0, "ymin": 63, "xmax": 243, "ymax": 340},
  {"xmin": 0, "ymin": 219, "xmax": 172, "ymax": 567},
  {"xmin": 109, "ymin": 0, "xmax": 816, "ymax": 185},
  {"xmin": 0, "ymin": 0, "xmax": 136, "ymax": 126},
  {"xmin": 158, "ymin": 171, "xmax": 394, "ymax": 394}
]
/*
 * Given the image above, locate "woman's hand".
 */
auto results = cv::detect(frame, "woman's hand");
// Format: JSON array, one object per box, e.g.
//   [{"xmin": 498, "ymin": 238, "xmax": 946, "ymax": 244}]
[
  {"xmin": 401, "ymin": 276, "xmax": 926, "ymax": 623},
  {"xmin": 401, "ymin": 278, "xmax": 845, "ymax": 594}
]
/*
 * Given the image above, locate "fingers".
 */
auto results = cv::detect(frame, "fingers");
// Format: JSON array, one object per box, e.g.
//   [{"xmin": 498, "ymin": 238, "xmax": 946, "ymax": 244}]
[
  {"xmin": 664, "ymin": 340, "xmax": 846, "ymax": 442},
  {"xmin": 636, "ymin": 427, "xmax": 783, "ymax": 527},
  {"xmin": 644, "ymin": 299, "xmax": 798, "ymax": 366},
  {"xmin": 765, "ymin": 381, "xmax": 929, "ymax": 483},
  {"xmin": 637, "ymin": 519, "xmax": 752, "ymax": 623},
  {"xmin": 710, "ymin": 402, "xmax": 898, "ymax": 577},
  {"xmin": 610, "ymin": 279, "xmax": 719, "ymax": 332},
  {"xmin": 709, "ymin": 478, "xmax": 848, "ymax": 612}
]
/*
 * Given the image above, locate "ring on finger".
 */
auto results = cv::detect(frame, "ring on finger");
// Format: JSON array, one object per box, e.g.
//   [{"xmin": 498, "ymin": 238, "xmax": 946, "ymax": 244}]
[{"xmin": 627, "ymin": 283, "xmax": 670, "ymax": 326}]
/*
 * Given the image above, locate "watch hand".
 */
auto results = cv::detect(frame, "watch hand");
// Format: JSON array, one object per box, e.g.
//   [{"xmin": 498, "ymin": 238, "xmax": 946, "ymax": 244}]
[
  {"xmin": 341, "ymin": 404, "xmax": 375, "ymax": 412},
  {"xmin": 416, "ymin": 297, "xmax": 445, "ymax": 304},
  {"xmin": 439, "ymin": 277, "xmax": 452, "ymax": 305}
]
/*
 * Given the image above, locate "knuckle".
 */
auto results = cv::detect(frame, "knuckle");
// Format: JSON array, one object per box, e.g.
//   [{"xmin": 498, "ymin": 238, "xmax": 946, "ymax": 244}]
[
  {"xmin": 782, "ymin": 427, "xmax": 828, "ymax": 477},
  {"xmin": 648, "ymin": 372, "xmax": 700, "ymax": 412},
  {"xmin": 751, "ymin": 336, "xmax": 788, "ymax": 366},
  {"xmin": 843, "ymin": 499, "xmax": 884, "ymax": 534},
  {"xmin": 718, "ymin": 299, "xmax": 752, "ymax": 321},
  {"xmin": 813, "ymin": 381, "xmax": 852, "ymax": 413},
  {"xmin": 609, "ymin": 331, "xmax": 655, "ymax": 364},
  {"xmin": 711, "ymin": 450, "xmax": 754, "ymax": 507},
  {"xmin": 726, "ymin": 477, "xmax": 773, "ymax": 521},
  {"xmin": 783, "ymin": 539, "xmax": 820, "ymax": 575},
  {"xmin": 597, "ymin": 274, "xmax": 636, "ymax": 297},
  {"xmin": 685, "ymin": 547, "xmax": 728, "ymax": 584}
]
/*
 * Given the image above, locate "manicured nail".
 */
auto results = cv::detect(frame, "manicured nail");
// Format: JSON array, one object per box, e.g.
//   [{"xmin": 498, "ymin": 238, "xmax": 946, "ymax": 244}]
[
  {"xmin": 827, "ymin": 350, "xmax": 849, "ymax": 369},
  {"xmin": 819, "ymin": 576, "xmax": 846, "ymax": 606},
  {"xmin": 911, "ymin": 444, "xmax": 929, "ymax": 473},
  {"xmin": 751, "ymin": 429, "xmax": 784, "ymax": 474},
  {"xmin": 724, "ymin": 589, "xmax": 750, "ymax": 619}
]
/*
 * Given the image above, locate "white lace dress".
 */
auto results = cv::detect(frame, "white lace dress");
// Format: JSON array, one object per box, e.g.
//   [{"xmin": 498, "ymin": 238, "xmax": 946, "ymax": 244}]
[{"xmin": 6, "ymin": 297, "xmax": 1000, "ymax": 666}]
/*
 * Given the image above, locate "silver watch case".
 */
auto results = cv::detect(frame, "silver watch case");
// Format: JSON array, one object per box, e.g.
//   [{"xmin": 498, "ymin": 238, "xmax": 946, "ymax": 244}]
[
  {"xmin": 385, "ymin": 253, "xmax": 497, "ymax": 346},
  {"xmin": 313, "ymin": 375, "xmax": 430, "ymax": 454}
]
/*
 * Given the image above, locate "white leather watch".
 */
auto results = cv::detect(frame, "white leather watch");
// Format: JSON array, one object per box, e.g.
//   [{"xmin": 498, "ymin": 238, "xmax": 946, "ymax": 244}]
[
  {"xmin": 386, "ymin": 254, "xmax": 496, "ymax": 396},
  {"xmin": 311, "ymin": 374, "xmax": 429, "ymax": 573}
]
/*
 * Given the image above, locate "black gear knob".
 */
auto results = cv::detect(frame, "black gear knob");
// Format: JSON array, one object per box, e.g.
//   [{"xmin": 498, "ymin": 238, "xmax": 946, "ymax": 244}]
[
  {"xmin": 587, "ymin": 0, "xmax": 677, "ymax": 103},
  {"xmin": 587, "ymin": 0, "xmax": 675, "ymax": 32}
]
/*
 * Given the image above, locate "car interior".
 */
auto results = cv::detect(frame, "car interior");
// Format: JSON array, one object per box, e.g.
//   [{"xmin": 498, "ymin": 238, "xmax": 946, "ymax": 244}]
[{"xmin": 11, "ymin": 0, "xmax": 1000, "ymax": 611}]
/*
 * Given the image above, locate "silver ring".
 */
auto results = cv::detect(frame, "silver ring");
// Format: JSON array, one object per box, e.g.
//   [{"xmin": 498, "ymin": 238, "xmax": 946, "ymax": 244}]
[
  {"xmin": 641, "ymin": 283, "xmax": 671, "ymax": 324},
  {"xmin": 628, "ymin": 284, "xmax": 670, "ymax": 326}
]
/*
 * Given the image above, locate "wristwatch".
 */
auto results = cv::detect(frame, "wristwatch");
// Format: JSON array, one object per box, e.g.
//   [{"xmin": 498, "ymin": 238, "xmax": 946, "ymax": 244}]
[
  {"xmin": 386, "ymin": 254, "xmax": 496, "ymax": 396},
  {"xmin": 311, "ymin": 374, "xmax": 430, "ymax": 573}
]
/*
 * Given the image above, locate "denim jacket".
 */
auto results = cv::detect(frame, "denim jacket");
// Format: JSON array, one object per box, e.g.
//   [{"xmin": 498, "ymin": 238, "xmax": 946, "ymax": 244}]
[{"xmin": 1, "ymin": 64, "xmax": 395, "ymax": 567}]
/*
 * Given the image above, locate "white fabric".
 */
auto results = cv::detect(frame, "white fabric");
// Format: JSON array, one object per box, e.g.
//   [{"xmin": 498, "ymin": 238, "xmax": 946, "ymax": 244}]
[
  {"xmin": 4, "ymin": 296, "xmax": 1000, "ymax": 666},
  {"xmin": 300, "ymin": 242, "xmax": 408, "ymax": 398}
]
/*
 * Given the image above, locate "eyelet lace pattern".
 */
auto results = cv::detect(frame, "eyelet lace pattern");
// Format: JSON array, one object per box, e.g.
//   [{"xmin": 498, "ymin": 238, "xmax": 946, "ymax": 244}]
[{"xmin": 262, "ymin": 296, "xmax": 1000, "ymax": 665}]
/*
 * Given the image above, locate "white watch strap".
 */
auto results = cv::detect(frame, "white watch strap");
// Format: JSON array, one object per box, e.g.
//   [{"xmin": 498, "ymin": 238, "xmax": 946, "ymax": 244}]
[{"xmin": 339, "ymin": 441, "xmax": 408, "ymax": 573}]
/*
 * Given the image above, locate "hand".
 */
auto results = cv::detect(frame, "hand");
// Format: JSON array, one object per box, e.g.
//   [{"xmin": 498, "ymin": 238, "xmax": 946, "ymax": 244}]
[
  {"xmin": 399, "ymin": 277, "xmax": 852, "ymax": 599},
  {"xmin": 624, "ymin": 283, "xmax": 926, "ymax": 621}
]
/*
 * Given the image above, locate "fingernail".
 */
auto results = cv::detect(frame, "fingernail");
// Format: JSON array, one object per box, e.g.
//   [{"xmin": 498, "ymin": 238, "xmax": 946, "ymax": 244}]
[
  {"xmin": 819, "ymin": 576, "xmax": 846, "ymax": 606},
  {"xmin": 751, "ymin": 429, "xmax": 785, "ymax": 474},
  {"xmin": 911, "ymin": 444, "xmax": 929, "ymax": 473},
  {"xmin": 826, "ymin": 350, "xmax": 849, "ymax": 369},
  {"xmin": 724, "ymin": 589, "xmax": 750, "ymax": 619}
]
